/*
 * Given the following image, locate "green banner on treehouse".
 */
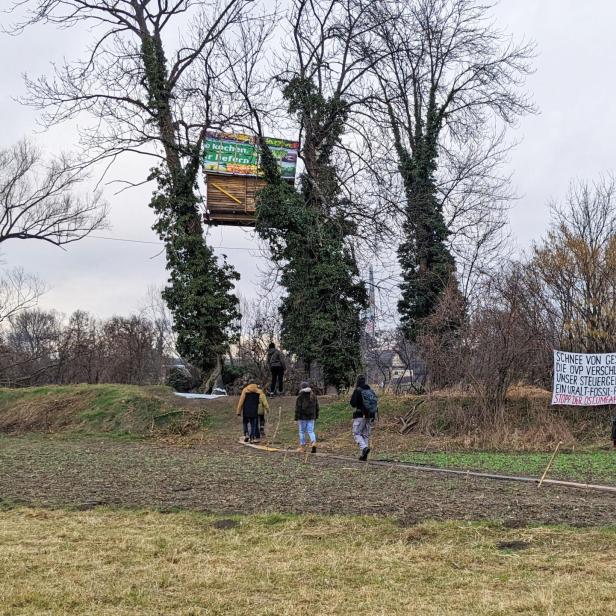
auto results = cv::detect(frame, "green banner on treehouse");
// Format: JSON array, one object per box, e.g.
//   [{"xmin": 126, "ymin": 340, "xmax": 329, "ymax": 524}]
[{"xmin": 203, "ymin": 131, "xmax": 299, "ymax": 179}]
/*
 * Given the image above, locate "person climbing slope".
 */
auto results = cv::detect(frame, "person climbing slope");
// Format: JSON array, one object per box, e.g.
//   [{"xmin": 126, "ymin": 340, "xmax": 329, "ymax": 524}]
[
  {"xmin": 350, "ymin": 375, "xmax": 378, "ymax": 461},
  {"xmin": 237, "ymin": 382, "xmax": 269, "ymax": 443},
  {"xmin": 295, "ymin": 381, "xmax": 319, "ymax": 453}
]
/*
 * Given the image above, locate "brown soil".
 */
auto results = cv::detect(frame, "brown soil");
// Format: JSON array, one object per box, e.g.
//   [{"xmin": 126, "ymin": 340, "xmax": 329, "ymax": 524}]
[{"xmin": 1, "ymin": 434, "xmax": 615, "ymax": 527}]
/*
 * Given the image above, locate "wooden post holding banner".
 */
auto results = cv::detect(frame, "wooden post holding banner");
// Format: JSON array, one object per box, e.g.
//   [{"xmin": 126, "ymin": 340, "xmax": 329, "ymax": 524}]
[{"xmin": 538, "ymin": 441, "xmax": 562, "ymax": 488}]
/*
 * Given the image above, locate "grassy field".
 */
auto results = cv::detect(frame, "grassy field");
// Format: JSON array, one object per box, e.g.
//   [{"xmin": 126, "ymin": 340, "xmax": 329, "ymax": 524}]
[
  {"xmin": 1, "ymin": 387, "xmax": 616, "ymax": 614},
  {"xmin": 1, "ymin": 384, "xmax": 615, "ymax": 484},
  {"xmin": 1, "ymin": 508, "xmax": 616, "ymax": 615},
  {"xmin": 386, "ymin": 450, "xmax": 616, "ymax": 484}
]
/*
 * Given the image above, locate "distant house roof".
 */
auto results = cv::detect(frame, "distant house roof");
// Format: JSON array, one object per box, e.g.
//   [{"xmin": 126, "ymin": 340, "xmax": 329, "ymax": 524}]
[
  {"xmin": 372, "ymin": 349, "xmax": 407, "ymax": 368},
  {"xmin": 377, "ymin": 350, "xmax": 396, "ymax": 365}
]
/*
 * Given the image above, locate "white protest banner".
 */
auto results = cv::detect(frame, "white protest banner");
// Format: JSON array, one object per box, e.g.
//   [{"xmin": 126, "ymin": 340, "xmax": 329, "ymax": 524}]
[{"xmin": 552, "ymin": 350, "xmax": 616, "ymax": 405}]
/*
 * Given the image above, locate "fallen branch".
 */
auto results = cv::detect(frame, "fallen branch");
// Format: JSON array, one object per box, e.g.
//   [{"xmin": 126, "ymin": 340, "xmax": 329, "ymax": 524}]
[{"xmin": 397, "ymin": 400, "xmax": 424, "ymax": 434}]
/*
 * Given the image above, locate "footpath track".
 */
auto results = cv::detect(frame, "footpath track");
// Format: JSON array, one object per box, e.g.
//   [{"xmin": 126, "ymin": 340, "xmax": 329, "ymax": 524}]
[{"xmin": 242, "ymin": 441, "xmax": 616, "ymax": 495}]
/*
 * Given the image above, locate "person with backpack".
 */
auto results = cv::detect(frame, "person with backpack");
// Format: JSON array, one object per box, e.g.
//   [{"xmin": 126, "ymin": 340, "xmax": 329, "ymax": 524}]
[
  {"xmin": 236, "ymin": 382, "xmax": 269, "ymax": 443},
  {"xmin": 295, "ymin": 381, "xmax": 319, "ymax": 453},
  {"xmin": 266, "ymin": 342, "xmax": 286, "ymax": 396},
  {"xmin": 350, "ymin": 375, "xmax": 378, "ymax": 461}
]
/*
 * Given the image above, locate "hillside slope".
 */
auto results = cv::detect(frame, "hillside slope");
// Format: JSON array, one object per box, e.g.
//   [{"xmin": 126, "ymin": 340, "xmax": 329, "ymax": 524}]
[
  {"xmin": 0, "ymin": 384, "xmax": 209, "ymax": 437},
  {"xmin": 0, "ymin": 384, "xmax": 612, "ymax": 451}
]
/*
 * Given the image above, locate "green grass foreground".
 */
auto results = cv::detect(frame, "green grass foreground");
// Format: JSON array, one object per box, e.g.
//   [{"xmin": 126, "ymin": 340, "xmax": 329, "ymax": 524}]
[
  {"xmin": 1, "ymin": 509, "xmax": 615, "ymax": 615},
  {"xmin": 388, "ymin": 450, "xmax": 616, "ymax": 484}
]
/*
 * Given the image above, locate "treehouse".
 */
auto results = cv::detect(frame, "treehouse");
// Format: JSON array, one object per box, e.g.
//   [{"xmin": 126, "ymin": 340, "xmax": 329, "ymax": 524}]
[
  {"xmin": 202, "ymin": 131, "xmax": 298, "ymax": 226},
  {"xmin": 204, "ymin": 173, "xmax": 267, "ymax": 226}
]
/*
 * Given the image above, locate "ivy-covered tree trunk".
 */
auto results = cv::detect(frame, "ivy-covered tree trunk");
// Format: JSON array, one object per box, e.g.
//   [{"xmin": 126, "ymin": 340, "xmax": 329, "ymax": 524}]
[
  {"xmin": 391, "ymin": 102, "xmax": 458, "ymax": 341},
  {"xmin": 140, "ymin": 29, "xmax": 239, "ymax": 374},
  {"xmin": 15, "ymin": 1, "xmax": 248, "ymax": 379},
  {"xmin": 256, "ymin": 78, "xmax": 367, "ymax": 390},
  {"xmin": 150, "ymin": 168, "xmax": 239, "ymax": 374}
]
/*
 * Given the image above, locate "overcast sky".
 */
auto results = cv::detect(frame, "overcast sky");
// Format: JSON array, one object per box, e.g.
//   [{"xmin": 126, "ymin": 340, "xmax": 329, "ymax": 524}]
[{"xmin": 1, "ymin": 0, "xmax": 615, "ymax": 321}]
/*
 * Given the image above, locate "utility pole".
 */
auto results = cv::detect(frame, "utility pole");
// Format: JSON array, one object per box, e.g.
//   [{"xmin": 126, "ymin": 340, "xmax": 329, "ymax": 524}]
[{"xmin": 365, "ymin": 266, "xmax": 376, "ymax": 338}]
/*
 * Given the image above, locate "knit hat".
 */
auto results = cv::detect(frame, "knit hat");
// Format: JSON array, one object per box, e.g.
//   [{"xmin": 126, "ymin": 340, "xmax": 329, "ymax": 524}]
[
  {"xmin": 300, "ymin": 381, "xmax": 309, "ymax": 389},
  {"xmin": 356, "ymin": 375, "xmax": 366, "ymax": 387}
]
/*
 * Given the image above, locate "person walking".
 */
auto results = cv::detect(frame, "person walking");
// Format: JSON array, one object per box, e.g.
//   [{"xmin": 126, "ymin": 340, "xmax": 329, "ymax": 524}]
[
  {"xmin": 350, "ymin": 375, "xmax": 378, "ymax": 461},
  {"xmin": 295, "ymin": 381, "xmax": 319, "ymax": 453},
  {"xmin": 267, "ymin": 342, "xmax": 286, "ymax": 396},
  {"xmin": 256, "ymin": 409, "xmax": 266, "ymax": 440},
  {"xmin": 237, "ymin": 382, "xmax": 269, "ymax": 443}
]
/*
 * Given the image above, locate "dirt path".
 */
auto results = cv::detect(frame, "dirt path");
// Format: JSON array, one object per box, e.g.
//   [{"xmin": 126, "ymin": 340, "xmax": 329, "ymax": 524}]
[{"xmin": 1, "ymin": 435, "xmax": 615, "ymax": 527}]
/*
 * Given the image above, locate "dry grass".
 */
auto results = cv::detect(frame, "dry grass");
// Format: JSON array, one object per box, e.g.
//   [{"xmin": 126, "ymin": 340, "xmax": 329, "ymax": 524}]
[
  {"xmin": 1, "ymin": 509, "xmax": 616, "ymax": 615},
  {"xmin": 368, "ymin": 387, "xmax": 613, "ymax": 451},
  {"xmin": 0, "ymin": 385, "xmax": 208, "ymax": 437},
  {"xmin": 0, "ymin": 384, "xmax": 611, "ymax": 452}
]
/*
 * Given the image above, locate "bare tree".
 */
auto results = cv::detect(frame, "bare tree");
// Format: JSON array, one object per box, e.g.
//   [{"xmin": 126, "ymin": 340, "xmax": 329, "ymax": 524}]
[
  {"xmin": 0, "ymin": 268, "xmax": 46, "ymax": 325},
  {"xmin": 1, "ymin": 308, "xmax": 61, "ymax": 386},
  {"xmin": 0, "ymin": 140, "xmax": 106, "ymax": 247},
  {"xmin": 533, "ymin": 176, "xmax": 616, "ymax": 353},
  {"xmin": 13, "ymin": 1, "xmax": 255, "ymax": 170},
  {"xmin": 56, "ymin": 310, "xmax": 101, "ymax": 384},
  {"xmin": 234, "ymin": 295, "xmax": 282, "ymax": 387},
  {"xmin": 140, "ymin": 285, "xmax": 176, "ymax": 352},
  {"xmin": 99, "ymin": 315, "xmax": 161, "ymax": 384},
  {"xmin": 463, "ymin": 265, "xmax": 555, "ymax": 418}
]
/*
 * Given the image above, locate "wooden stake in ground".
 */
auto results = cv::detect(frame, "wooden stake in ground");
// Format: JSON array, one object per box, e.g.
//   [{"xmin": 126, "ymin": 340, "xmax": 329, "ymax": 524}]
[
  {"xmin": 538, "ymin": 441, "xmax": 562, "ymax": 488},
  {"xmin": 268, "ymin": 403, "xmax": 283, "ymax": 448}
]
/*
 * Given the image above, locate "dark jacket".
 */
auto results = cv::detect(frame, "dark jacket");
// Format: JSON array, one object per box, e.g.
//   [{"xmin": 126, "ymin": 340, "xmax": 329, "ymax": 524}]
[
  {"xmin": 267, "ymin": 348, "xmax": 286, "ymax": 369},
  {"xmin": 295, "ymin": 387, "xmax": 320, "ymax": 421},
  {"xmin": 350, "ymin": 384, "xmax": 374, "ymax": 419}
]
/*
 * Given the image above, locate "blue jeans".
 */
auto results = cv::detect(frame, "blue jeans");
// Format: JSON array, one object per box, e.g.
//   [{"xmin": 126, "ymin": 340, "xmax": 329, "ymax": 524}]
[
  {"xmin": 243, "ymin": 417, "xmax": 258, "ymax": 440},
  {"xmin": 298, "ymin": 419, "xmax": 316, "ymax": 445}
]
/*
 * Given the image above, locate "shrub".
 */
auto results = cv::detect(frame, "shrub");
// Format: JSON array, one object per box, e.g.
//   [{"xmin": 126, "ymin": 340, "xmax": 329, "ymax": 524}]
[{"xmin": 166, "ymin": 368, "xmax": 193, "ymax": 393}]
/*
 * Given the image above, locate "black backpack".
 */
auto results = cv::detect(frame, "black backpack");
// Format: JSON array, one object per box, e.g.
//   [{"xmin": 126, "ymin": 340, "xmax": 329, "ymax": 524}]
[{"xmin": 360, "ymin": 388, "xmax": 378, "ymax": 418}]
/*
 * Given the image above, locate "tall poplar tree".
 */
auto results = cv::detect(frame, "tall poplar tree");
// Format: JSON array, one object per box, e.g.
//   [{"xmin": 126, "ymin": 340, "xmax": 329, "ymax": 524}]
[
  {"xmin": 255, "ymin": 0, "xmax": 373, "ymax": 389},
  {"xmin": 367, "ymin": 0, "xmax": 535, "ymax": 339}
]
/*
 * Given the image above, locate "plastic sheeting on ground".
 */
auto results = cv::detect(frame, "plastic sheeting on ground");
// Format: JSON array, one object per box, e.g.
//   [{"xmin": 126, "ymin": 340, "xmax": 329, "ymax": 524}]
[{"xmin": 173, "ymin": 392, "xmax": 227, "ymax": 400}]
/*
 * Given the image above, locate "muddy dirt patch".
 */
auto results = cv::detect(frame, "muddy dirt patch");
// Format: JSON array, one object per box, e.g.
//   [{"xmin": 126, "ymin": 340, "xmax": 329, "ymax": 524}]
[{"xmin": 0, "ymin": 436, "xmax": 615, "ymax": 527}]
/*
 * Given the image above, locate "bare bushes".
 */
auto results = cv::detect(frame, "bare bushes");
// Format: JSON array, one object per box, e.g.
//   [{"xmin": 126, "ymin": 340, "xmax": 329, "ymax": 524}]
[
  {"xmin": 417, "ymin": 280, "xmax": 467, "ymax": 389},
  {"xmin": 462, "ymin": 265, "xmax": 555, "ymax": 420},
  {"xmin": 417, "ymin": 265, "xmax": 555, "ymax": 423},
  {"xmin": 0, "ymin": 309, "xmax": 170, "ymax": 387},
  {"xmin": 383, "ymin": 389, "xmax": 606, "ymax": 450}
]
